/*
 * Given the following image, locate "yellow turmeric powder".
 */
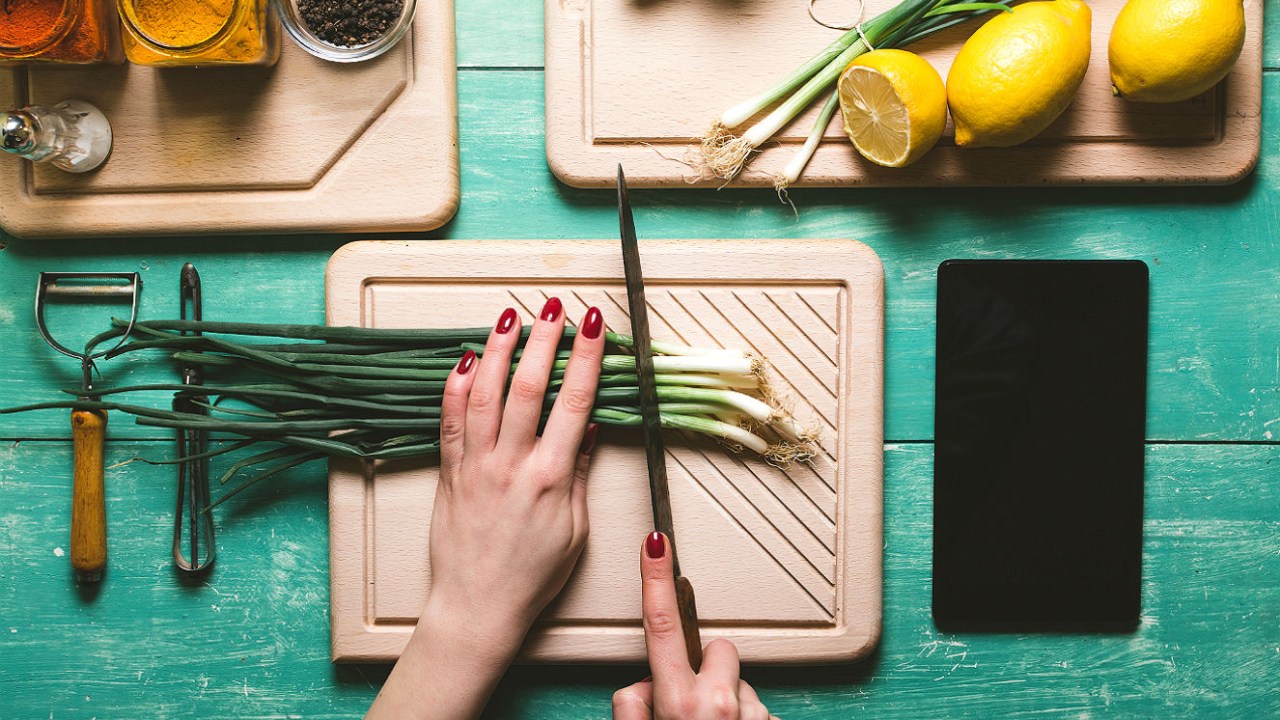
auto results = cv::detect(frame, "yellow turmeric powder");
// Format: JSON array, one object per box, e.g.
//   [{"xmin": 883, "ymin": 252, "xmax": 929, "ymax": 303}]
[{"xmin": 118, "ymin": 0, "xmax": 280, "ymax": 65}]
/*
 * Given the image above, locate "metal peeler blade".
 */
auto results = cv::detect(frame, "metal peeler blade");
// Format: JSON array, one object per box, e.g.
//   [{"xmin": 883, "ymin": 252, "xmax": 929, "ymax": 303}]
[{"xmin": 172, "ymin": 263, "xmax": 215, "ymax": 575}]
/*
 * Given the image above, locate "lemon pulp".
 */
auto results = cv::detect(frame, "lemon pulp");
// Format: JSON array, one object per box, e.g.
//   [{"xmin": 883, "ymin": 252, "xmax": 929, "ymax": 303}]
[{"xmin": 838, "ymin": 49, "xmax": 947, "ymax": 168}]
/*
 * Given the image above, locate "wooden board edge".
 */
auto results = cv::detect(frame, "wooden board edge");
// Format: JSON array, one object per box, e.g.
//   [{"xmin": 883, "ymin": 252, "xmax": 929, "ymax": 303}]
[
  {"xmin": 0, "ymin": 0, "xmax": 460, "ymax": 240},
  {"xmin": 544, "ymin": 0, "xmax": 1263, "ymax": 189},
  {"xmin": 329, "ymin": 457, "xmax": 369, "ymax": 663}
]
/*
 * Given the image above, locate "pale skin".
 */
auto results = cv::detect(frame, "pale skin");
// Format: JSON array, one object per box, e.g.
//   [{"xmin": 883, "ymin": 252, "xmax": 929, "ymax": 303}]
[{"xmin": 366, "ymin": 301, "xmax": 774, "ymax": 720}]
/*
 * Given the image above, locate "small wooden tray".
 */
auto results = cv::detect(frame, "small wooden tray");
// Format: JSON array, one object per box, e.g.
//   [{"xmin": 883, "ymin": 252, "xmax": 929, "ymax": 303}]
[
  {"xmin": 325, "ymin": 239, "xmax": 884, "ymax": 664},
  {"xmin": 545, "ymin": 0, "xmax": 1262, "ymax": 188},
  {"xmin": 0, "ymin": 3, "xmax": 458, "ymax": 239}
]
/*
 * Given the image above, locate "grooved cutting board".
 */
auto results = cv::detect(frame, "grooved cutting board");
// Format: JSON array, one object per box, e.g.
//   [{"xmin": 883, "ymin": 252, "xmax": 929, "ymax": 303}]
[
  {"xmin": 325, "ymin": 239, "xmax": 884, "ymax": 663},
  {"xmin": 545, "ymin": 0, "xmax": 1262, "ymax": 188},
  {"xmin": 0, "ymin": 2, "xmax": 457, "ymax": 239}
]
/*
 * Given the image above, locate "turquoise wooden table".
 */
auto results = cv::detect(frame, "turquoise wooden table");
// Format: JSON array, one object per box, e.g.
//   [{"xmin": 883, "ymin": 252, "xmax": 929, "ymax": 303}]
[{"xmin": 2, "ymin": 3, "xmax": 1278, "ymax": 717}]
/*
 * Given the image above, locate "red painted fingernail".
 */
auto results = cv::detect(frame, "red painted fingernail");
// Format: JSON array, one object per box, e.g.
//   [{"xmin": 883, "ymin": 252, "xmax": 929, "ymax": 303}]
[
  {"xmin": 540, "ymin": 297, "xmax": 563, "ymax": 322},
  {"xmin": 496, "ymin": 308, "xmax": 518, "ymax": 334},
  {"xmin": 645, "ymin": 531, "xmax": 665, "ymax": 559},
  {"xmin": 456, "ymin": 350, "xmax": 477, "ymax": 375},
  {"xmin": 579, "ymin": 423, "xmax": 599, "ymax": 455},
  {"xmin": 581, "ymin": 307, "xmax": 604, "ymax": 340}
]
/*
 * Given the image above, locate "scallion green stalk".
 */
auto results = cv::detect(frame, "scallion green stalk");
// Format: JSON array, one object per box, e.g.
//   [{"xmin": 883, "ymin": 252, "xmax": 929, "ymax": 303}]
[{"xmin": 5, "ymin": 318, "xmax": 820, "ymax": 509}]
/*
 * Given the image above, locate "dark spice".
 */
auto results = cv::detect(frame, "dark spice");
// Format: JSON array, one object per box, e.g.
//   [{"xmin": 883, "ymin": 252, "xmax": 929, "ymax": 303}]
[{"xmin": 297, "ymin": 0, "xmax": 404, "ymax": 48}]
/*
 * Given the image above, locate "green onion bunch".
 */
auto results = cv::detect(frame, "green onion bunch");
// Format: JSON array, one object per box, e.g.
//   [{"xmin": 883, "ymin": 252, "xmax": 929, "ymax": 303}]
[
  {"xmin": 700, "ymin": 0, "xmax": 1014, "ymax": 187},
  {"xmin": 2, "ymin": 319, "xmax": 816, "ymax": 510}
]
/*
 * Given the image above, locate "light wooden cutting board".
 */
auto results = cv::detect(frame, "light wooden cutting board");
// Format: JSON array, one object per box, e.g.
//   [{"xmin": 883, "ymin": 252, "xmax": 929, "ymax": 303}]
[
  {"xmin": 0, "ymin": 2, "xmax": 458, "ymax": 239},
  {"xmin": 325, "ymin": 239, "xmax": 884, "ymax": 664},
  {"xmin": 545, "ymin": 0, "xmax": 1262, "ymax": 188}
]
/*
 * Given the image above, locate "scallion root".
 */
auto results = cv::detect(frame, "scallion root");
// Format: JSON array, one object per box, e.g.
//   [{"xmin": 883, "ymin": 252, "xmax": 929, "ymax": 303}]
[{"xmin": 699, "ymin": 134, "xmax": 757, "ymax": 181}]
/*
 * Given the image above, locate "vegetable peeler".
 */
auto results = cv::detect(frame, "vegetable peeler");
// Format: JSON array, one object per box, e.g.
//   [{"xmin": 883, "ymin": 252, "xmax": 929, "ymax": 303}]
[
  {"xmin": 172, "ymin": 263, "xmax": 215, "ymax": 574},
  {"xmin": 35, "ymin": 272, "xmax": 143, "ymax": 582}
]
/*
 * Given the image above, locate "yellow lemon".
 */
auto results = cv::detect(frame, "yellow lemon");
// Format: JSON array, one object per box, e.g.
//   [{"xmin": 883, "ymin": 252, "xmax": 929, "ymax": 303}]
[
  {"xmin": 1109, "ymin": 0, "xmax": 1245, "ymax": 103},
  {"xmin": 946, "ymin": 0, "xmax": 1092, "ymax": 148},
  {"xmin": 837, "ymin": 49, "xmax": 947, "ymax": 168}
]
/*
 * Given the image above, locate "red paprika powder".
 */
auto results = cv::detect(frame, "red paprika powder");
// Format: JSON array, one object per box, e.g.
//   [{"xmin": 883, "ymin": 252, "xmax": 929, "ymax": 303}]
[{"xmin": 0, "ymin": 0, "xmax": 122, "ymax": 63}]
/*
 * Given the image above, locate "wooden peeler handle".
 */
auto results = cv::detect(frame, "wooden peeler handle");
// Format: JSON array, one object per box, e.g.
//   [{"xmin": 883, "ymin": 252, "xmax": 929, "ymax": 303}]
[
  {"xmin": 675, "ymin": 575, "xmax": 703, "ymax": 671},
  {"xmin": 70, "ymin": 408, "xmax": 107, "ymax": 582}
]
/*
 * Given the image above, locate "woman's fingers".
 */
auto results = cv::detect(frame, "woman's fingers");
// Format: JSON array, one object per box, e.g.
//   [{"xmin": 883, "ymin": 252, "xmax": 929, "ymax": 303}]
[
  {"xmin": 640, "ymin": 532, "xmax": 697, "ymax": 694},
  {"xmin": 737, "ymin": 681, "xmax": 772, "ymax": 720},
  {"xmin": 541, "ymin": 306, "xmax": 606, "ymax": 468},
  {"xmin": 439, "ymin": 349, "xmax": 479, "ymax": 483},
  {"xmin": 464, "ymin": 307, "xmax": 522, "ymax": 455},
  {"xmin": 699, "ymin": 639, "xmax": 741, "ymax": 692},
  {"xmin": 570, "ymin": 424, "xmax": 599, "ymax": 545},
  {"xmin": 611, "ymin": 680, "xmax": 653, "ymax": 720},
  {"xmin": 499, "ymin": 297, "xmax": 567, "ymax": 448}
]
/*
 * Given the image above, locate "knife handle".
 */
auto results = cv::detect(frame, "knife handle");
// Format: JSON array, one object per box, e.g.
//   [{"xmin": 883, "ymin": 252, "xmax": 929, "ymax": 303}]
[
  {"xmin": 675, "ymin": 575, "xmax": 703, "ymax": 671},
  {"xmin": 71, "ymin": 408, "xmax": 107, "ymax": 582}
]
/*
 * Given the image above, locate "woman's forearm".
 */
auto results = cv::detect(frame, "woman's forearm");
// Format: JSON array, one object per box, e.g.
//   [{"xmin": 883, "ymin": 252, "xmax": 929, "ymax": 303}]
[{"xmin": 366, "ymin": 595, "xmax": 527, "ymax": 720}]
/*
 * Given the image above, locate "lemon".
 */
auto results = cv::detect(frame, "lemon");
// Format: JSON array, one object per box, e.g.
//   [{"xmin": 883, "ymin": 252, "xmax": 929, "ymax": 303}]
[
  {"xmin": 837, "ymin": 49, "xmax": 947, "ymax": 168},
  {"xmin": 1109, "ymin": 0, "xmax": 1245, "ymax": 103},
  {"xmin": 946, "ymin": 0, "xmax": 1092, "ymax": 148}
]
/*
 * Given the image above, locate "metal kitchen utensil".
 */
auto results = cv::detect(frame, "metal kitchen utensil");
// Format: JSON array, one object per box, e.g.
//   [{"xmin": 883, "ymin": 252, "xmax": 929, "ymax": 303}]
[
  {"xmin": 172, "ymin": 263, "xmax": 215, "ymax": 575},
  {"xmin": 34, "ymin": 272, "xmax": 143, "ymax": 582},
  {"xmin": 618, "ymin": 165, "xmax": 703, "ymax": 670}
]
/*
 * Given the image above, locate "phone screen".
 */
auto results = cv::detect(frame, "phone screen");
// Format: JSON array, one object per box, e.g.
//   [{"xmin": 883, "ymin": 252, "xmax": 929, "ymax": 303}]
[{"xmin": 933, "ymin": 260, "xmax": 1148, "ymax": 629}]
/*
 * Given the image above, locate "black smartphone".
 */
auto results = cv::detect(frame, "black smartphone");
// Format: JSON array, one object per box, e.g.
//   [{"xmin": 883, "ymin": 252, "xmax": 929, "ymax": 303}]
[{"xmin": 933, "ymin": 260, "xmax": 1148, "ymax": 630}]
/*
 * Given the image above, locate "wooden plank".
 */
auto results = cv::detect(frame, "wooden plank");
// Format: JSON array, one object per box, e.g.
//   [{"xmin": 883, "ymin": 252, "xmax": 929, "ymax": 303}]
[
  {"xmin": 0, "ymin": 441, "xmax": 1275, "ymax": 717},
  {"xmin": 325, "ymin": 239, "xmax": 885, "ymax": 663},
  {"xmin": 0, "ymin": 1, "xmax": 458, "ymax": 238},
  {"xmin": 1, "ymin": 72, "xmax": 1278, "ymax": 443},
  {"xmin": 457, "ymin": 0, "xmax": 543, "ymax": 68},
  {"xmin": 545, "ymin": 0, "xmax": 1263, "ymax": 188}
]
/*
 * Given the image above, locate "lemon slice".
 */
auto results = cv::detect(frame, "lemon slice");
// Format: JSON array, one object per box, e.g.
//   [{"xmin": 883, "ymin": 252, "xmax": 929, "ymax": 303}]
[{"xmin": 837, "ymin": 49, "xmax": 947, "ymax": 168}]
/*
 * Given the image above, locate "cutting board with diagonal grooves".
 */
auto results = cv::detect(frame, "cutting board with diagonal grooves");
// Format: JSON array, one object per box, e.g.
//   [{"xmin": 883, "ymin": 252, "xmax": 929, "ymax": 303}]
[{"xmin": 325, "ymin": 239, "xmax": 883, "ymax": 663}]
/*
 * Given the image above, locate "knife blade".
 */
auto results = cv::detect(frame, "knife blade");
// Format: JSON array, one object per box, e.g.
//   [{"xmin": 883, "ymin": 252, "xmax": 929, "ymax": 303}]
[{"xmin": 618, "ymin": 165, "xmax": 703, "ymax": 670}]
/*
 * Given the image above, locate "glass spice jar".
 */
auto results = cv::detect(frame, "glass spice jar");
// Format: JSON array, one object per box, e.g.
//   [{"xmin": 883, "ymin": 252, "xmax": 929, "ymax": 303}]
[
  {"xmin": 0, "ymin": 0, "xmax": 123, "ymax": 64},
  {"xmin": 118, "ymin": 0, "xmax": 280, "ymax": 66}
]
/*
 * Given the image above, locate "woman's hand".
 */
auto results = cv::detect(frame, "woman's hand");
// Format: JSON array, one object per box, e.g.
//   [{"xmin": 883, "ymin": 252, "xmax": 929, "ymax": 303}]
[
  {"xmin": 426, "ymin": 298, "xmax": 606, "ymax": 641},
  {"xmin": 368, "ymin": 299, "xmax": 606, "ymax": 720},
  {"xmin": 613, "ymin": 532, "xmax": 776, "ymax": 720}
]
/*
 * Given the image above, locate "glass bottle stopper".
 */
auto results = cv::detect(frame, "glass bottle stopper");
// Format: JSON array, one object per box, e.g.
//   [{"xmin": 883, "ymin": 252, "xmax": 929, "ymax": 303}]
[{"xmin": 2, "ymin": 100, "xmax": 112, "ymax": 173}]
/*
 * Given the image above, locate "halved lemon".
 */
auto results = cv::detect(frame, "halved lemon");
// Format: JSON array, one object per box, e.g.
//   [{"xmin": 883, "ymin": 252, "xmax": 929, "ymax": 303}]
[{"xmin": 837, "ymin": 49, "xmax": 947, "ymax": 168}]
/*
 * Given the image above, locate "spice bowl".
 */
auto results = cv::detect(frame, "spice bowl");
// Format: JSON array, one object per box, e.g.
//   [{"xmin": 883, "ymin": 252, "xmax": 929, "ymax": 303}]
[{"xmin": 273, "ymin": 0, "xmax": 416, "ymax": 63}]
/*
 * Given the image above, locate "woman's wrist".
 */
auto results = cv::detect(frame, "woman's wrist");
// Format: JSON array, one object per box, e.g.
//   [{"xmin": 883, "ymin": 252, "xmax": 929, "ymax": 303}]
[{"xmin": 414, "ymin": 590, "xmax": 531, "ymax": 669}]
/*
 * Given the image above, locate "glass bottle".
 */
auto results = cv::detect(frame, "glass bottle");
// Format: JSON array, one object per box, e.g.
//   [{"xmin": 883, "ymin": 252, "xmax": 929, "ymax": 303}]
[
  {"xmin": 2, "ymin": 100, "xmax": 113, "ymax": 173},
  {"xmin": 118, "ymin": 0, "xmax": 280, "ymax": 66},
  {"xmin": 0, "ymin": 0, "xmax": 123, "ymax": 64}
]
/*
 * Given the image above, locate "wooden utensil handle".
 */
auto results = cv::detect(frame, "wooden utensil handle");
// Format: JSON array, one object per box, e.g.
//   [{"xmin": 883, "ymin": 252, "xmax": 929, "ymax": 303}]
[
  {"xmin": 675, "ymin": 575, "xmax": 702, "ymax": 671},
  {"xmin": 70, "ymin": 408, "xmax": 107, "ymax": 582}
]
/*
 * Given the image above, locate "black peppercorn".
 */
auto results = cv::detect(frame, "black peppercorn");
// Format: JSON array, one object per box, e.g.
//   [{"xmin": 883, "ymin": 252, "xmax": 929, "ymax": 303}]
[{"xmin": 298, "ymin": 0, "xmax": 405, "ymax": 48}]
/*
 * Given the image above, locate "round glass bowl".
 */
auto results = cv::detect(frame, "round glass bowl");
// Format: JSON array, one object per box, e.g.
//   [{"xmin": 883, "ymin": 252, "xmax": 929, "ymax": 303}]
[{"xmin": 273, "ymin": 0, "xmax": 416, "ymax": 63}]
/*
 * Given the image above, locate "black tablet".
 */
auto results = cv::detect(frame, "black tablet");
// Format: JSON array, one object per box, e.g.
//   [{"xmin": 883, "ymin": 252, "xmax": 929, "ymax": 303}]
[{"xmin": 933, "ymin": 259, "xmax": 1148, "ymax": 630}]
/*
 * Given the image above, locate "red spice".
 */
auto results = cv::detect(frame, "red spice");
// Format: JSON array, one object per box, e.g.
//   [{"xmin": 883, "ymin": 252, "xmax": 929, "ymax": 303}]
[{"xmin": 0, "ymin": 0, "xmax": 121, "ymax": 63}]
